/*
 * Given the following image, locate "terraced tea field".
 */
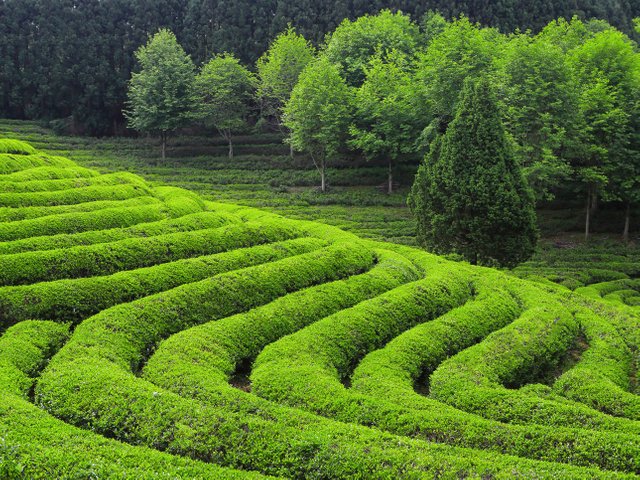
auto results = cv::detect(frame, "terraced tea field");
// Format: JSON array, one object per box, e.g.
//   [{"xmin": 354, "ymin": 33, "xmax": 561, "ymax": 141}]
[
  {"xmin": 1, "ymin": 138, "xmax": 640, "ymax": 478},
  {"xmin": 2, "ymin": 119, "xmax": 638, "ymax": 292}
]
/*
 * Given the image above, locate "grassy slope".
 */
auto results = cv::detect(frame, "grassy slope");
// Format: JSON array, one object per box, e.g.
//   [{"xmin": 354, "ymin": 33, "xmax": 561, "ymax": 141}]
[{"xmin": 1, "ymin": 118, "xmax": 638, "ymax": 288}]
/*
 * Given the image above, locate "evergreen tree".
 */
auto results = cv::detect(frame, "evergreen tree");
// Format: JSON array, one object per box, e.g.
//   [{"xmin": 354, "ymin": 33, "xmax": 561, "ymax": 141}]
[
  {"xmin": 125, "ymin": 29, "xmax": 198, "ymax": 160},
  {"xmin": 408, "ymin": 78, "xmax": 538, "ymax": 267}
]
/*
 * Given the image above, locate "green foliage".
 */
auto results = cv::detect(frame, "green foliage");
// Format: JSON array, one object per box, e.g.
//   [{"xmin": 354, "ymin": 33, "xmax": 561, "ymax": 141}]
[
  {"xmin": 196, "ymin": 54, "xmax": 256, "ymax": 157},
  {"xmin": 2, "ymin": 140, "xmax": 640, "ymax": 478},
  {"xmin": 409, "ymin": 78, "xmax": 538, "ymax": 267},
  {"xmin": 0, "ymin": 139, "xmax": 36, "ymax": 155},
  {"xmin": 0, "ymin": 154, "xmax": 76, "ymax": 175},
  {"xmin": 125, "ymin": 29, "xmax": 198, "ymax": 158},
  {"xmin": 497, "ymin": 35, "xmax": 579, "ymax": 201},
  {"xmin": 0, "ymin": 237, "xmax": 323, "ymax": 328},
  {"xmin": 324, "ymin": 10, "xmax": 420, "ymax": 87},
  {"xmin": 283, "ymin": 56, "xmax": 352, "ymax": 192},
  {"xmin": 416, "ymin": 16, "xmax": 500, "ymax": 126},
  {"xmin": 349, "ymin": 54, "xmax": 426, "ymax": 194},
  {"xmin": 257, "ymin": 26, "xmax": 315, "ymax": 124}
]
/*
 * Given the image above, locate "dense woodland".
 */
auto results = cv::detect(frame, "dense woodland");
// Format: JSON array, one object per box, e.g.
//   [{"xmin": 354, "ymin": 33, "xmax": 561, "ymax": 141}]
[{"xmin": 1, "ymin": 0, "xmax": 639, "ymax": 134}]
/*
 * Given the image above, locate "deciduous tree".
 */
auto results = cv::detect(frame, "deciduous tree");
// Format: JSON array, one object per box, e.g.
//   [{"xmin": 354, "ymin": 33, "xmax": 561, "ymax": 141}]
[
  {"xmin": 125, "ymin": 29, "xmax": 197, "ymax": 160},
  {"xmin": 196, "ymin": 54, "xmax": 256, "ymax": 158},
  {"xmin": 284, "ymin": 56, "xmax": 351, "ymax": 192},
  {"xmin": 349, "ymin": 54, "xmax": 425, "ymax": 194}
]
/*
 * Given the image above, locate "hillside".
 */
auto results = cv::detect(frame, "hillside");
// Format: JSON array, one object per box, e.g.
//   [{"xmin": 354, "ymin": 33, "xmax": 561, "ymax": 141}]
[
  {"xmin": 3, "ymin": 119, "xmax": 638, "ymax": 290},
  {"xmin": 1, "ymin": 138, "xmax": 639, "ymax": 478}
]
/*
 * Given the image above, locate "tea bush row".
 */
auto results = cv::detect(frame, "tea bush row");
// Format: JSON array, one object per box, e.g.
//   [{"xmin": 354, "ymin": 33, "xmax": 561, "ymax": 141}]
[
  {"xmin": 34, "ymin": 244, "xmax": 620, "ymax": 479},
  {"xmin": 0, "ymin": 321, "xmax": 268, "ymax": 479},
  {"xmin": 0, "ymin": 210, "xmax": 238, "ymax": 255},
  {"xmin": 0, "ymin": 221, "xmax": 300, "ymax": 286},
  {"xmin": 0, "ymin": 171, "xmax": 149, "ymax": 194},
  {"xmin": 429, "ymin": 287, "xmax": 640, "ymax": 437},
  {"xmin": 0, "ymin": 237, "xmax": 325, "ymax": 327},
  {"xmin": 0, "ymin": 165, "xmax": 98, "ymax": 182}
]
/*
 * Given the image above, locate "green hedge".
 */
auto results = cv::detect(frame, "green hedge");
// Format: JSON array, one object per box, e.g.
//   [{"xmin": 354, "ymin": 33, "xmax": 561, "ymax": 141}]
[
  {"xmin": 0, "ymin": 153, "xmax": 77, "ymax": 174},
  {"xmin": 0, "ymin": 182, "xmax": 151, "ymax": 208},
  {"xmin": 0, "ymin": 221, "xmax": 301, "ymax": 286},
  {"xmin": 0, "ymin": 139, "xmax": 36, "ymax": 155},
  {"xmin": 250, "ymin": 269, "xmax": 472, "ymax": 409},
  {"xmin": 0, "ymin": 200, "xmax": 165, "ymax": 242},
  {"xmin": 143, "ymin": 247, "xmax": 420, "ymax": 392},
  {"xmin": 428, "ymin": 287, "xmax": 640, "ymax": 437},
  {"xmin": 0, "ymin": 321, "xmax": 269, "ymax": 479},
  {"xmin": 35, "ymin": 244, "xmax": 622, "ymax": 479},
  {"xmin": 0, "ymin": 210, "xmax": 238, "ymax": 255},
  {"xmin": 0, "ymin": 188, "xmax": 207, "ymax": 241},
  {"xmin": 0, "ymin": 237, "xmax": 325, "ymax": 327},
  {"xmin": 0, "ymin": 165, "xmax": 98, "ymax": 182},
  {"xmin": 553, "ymin": 308, "xmax": 640, "ymax": 420},
  {"xmin": 154, "ymin": 185, "xmax": 206, "ymax": 217},
  {"xmin": 338, "ymin": 275, "xmax": 640, "ymax": 472},
  {"xmin": 0, "ymin": 195, "xmax": 160, "ymax": 223},
  {"xmin": 0, "ymin": 171, "xmax": 147, "ymax": 194}
]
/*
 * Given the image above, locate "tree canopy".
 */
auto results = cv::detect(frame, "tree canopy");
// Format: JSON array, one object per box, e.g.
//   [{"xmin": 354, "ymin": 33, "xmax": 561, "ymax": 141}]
[
  {"xmin": 125, "ymin": 29, "xmax": 198, "ymax": 160},
  {"xmin": 408, "ymin": 78, "xmax": 538, "ymax": 267},
  {"xmin": 284, "ymin": 56, "xmax": 352, "ymax": 192},
  {"xmin": 196, "ymin": 54, "xmax": 256, "ymax": 158}
]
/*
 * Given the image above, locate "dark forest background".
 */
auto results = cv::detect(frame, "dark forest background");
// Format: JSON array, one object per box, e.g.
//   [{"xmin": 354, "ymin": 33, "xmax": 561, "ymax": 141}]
[{"xmin": 1, "ymin": 0, "xmax": 639, "ymax": 135}]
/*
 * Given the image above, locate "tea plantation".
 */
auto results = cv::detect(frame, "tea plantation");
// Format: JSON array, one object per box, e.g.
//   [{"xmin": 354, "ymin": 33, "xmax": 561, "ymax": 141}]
[{"xmin": 0, "ymin": 137, "xmax": 638, "ymax": 478}]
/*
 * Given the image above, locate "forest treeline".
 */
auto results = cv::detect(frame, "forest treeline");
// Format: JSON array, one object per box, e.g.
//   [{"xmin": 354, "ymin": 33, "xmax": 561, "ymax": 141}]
[
  {"xmin": 1, "ymin": 0, "xmax": 639, "ymax": 135},
  {"xmin": 123, "ymin": 11, "xmax": 639, "ymax": 252}
]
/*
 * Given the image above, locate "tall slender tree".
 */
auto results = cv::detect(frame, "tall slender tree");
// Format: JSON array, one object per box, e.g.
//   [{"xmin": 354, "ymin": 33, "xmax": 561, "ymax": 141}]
[
  {"xmin": 125, "ymin": 29, "xmax": 198, "ymax": 160},
  {"xmin": 283, "ymin": 56, "xmax": 351, "ymax": 192},
  {"xmin": 408, "ymin": 77, "xmax": 538, "ymax": 267},
  {"xmin": 196, "ymin": 53, "xmax": 256, "ymax": 158},
  {"xmin": 349, "ymin": 54, "xmax": 425, "ymax": 194}
]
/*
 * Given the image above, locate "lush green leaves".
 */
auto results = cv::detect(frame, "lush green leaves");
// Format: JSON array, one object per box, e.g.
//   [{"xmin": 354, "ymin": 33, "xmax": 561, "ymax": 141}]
[
  {"xmin": 125, "ymin": 29, "xmax": 198, "ymax": 157},
  {"xmin": 409, "ymin": 78, "xmax": 538, "ymax": 267}
]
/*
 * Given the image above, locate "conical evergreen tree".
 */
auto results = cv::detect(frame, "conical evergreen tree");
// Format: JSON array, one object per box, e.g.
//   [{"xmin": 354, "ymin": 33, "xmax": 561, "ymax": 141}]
[{"xmin": 408, "ymin": 77, "xmax": 538, "ymax": 267}]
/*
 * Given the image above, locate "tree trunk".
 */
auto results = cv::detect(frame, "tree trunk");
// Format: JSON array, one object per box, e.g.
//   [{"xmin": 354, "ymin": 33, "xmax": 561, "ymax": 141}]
[
  {"xmin": 623, "ymin": 201, "xmax": 631, "ymax": 244},
  {"xmin": 387, "ymin": 160, "xmax": 393, "ymax": 195},
  {"xmin": 320, "ymin": 158, "xmax": 326, "ymax": 193},
  {"xmin": 161, "ymin": 131, "xmax": 166, "ymax": 161},
  {"xmin": 585, "ymin": 189, "xmax": 592, "ymax": 242},
  {"xmin": 290, "ymin": 142, "xmax": 295, "ymax": 159},
  {"xmin": 228, "ymin": 136, "xmax": 234, "ymax": 159}
]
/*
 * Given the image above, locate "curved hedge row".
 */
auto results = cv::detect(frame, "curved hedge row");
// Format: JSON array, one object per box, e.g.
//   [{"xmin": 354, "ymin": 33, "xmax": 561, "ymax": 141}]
[
  {"xmin": 0, "ymin": 139, "xmax": 36, "ymax": 155},
  {"xmin": 0, "ymin": 210, "xmax": 238, "ymax": 255},
  {"xmin": 0, "ymin": 321, "xmax": 268, "ymax": 479},
  {"xmin": 142, "ymin": 247, "xmax": 420, "ymax": 394},
  {"xmin": 0, "ymin": 153, "xmax": 79, "ymax": 174},
  {"xmin": 0, "ymin": 182, "xmax": 151, "ymax": 208},
  {"xmin": 0, "ymin": 221, "xmax": 301, "ymax": 286},
  {"xmin": 0, "ymin": 171, "xmax": 148, "ymax": 194},
  {"xmin": 428, "ymin": 289, "xmax": 640, "ymax": 436},
  {"xmin": 0, "ymin": 201, "xmax": 164, "ymax": 242},
  {"xmin": 0, "ymin": 187, "xmax": 208, "ymax": 242},
  {"xmin": 0, "ymin": 195, "xmax": 160, "ymax": 223},
  {"xmin": 35, "ymin": 244, "xmax": 624, "ymax": 479},
  {"xmin": 250, "ymin": 270, "xmax": 472, "ymax": 409},
  {"xmin": 553, "ymin": 308, "xmax": 640, "ymax": 420},
  {"xmin": 0, "ymin": 237, "xmax": 326, "ymax": 327},
  {"xmin": 0, "ymin": 165, "xmax": 98, "ymax": 182},
  {"xmin": 2, "ymin": 140, "xmax": 638, "ymax": 478}
]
